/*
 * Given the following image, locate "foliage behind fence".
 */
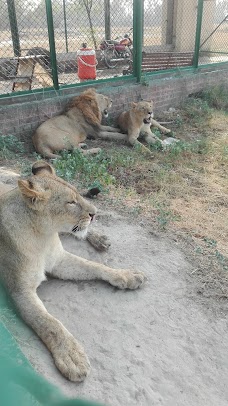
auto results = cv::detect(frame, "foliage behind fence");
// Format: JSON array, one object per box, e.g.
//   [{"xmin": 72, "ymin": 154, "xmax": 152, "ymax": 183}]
[{"xmin": 0, "ymin": 0, "xmax": 227, "ymax": 97}]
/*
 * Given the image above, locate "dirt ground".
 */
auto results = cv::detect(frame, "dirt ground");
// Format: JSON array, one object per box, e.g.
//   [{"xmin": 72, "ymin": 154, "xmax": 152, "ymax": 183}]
[{"xmin": 0, "ymin": 165, "xmax": 228, "ymax": 406}]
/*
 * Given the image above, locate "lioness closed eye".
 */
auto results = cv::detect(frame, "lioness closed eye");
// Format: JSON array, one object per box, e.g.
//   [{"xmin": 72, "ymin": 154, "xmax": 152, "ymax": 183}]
[{"xmin": 0, "ymin": 161, "xmax": 145, "ymax": 382}]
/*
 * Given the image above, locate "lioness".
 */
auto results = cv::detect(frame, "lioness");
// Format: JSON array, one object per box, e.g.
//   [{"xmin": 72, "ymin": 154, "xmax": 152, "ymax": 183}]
[
  {"xmin": 0, "ymin": 161, "xmax": 145, "ymax": 382},
  {"xmin": 33, "ymin": 88, "xmax": 122, "ymax": 159},
  {"xmin": 118, "ymin": 100, "xmax": 171, "ymax": 153},
  {"xmin": 95, "ymin": 100, "xmax": 171, "ymax": 155}
]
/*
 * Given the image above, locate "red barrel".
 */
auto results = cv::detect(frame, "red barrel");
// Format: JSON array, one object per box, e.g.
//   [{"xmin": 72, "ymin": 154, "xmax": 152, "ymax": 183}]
[{"xmin": 77, "ymin": 48, "xmax": 97, "ymax": 80}]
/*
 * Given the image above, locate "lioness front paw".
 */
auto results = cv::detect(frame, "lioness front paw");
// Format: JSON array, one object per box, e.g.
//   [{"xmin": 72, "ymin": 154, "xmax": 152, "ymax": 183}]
[
  {"xmin": 87, "ymin": 231, "xmax": 111, "ymax": 251},
  {"xmin": 53, "ymin": 337, "xmax": 90, "ymax": 382},
  {"xmin": 162, "ymin": 128, "xmax": 171, "ymax": 134},
  {"xmin": 111, "ymin": 270, "xmax": 145, "ymax": 290}
]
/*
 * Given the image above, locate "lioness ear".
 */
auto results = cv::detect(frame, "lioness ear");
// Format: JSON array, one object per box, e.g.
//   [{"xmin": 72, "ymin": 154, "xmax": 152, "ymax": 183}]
[
  {"xmin": 18, "ymin": 179, "xmax": 47, "ymax": 203},
  {"xmin": 131, "ymin": 102, "xmax": 137, "ymax": 108},
  {"xmin": 32, "ymin": 161, "xmax": 55, "ymax": 176}
]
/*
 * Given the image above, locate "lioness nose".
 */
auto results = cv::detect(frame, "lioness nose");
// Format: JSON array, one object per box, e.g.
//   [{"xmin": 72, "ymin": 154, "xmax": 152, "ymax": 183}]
[{"xmin": 148, "ymin": 111, "xmax": 152, "ymax": 115}]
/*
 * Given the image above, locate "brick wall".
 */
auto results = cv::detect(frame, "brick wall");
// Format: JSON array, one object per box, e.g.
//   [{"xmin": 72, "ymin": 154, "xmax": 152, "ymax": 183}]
[{"xmin": 0, "ymin": 64, "xmax": 227, "ymax": 152}]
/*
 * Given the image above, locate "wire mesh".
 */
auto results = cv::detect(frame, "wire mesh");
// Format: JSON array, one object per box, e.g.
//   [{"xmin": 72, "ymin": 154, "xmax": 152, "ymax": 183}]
[
  {"xmin": 142, "ymin": 0, "xmax": 195, "ymax": 72},
  {"xmin": 0, "ymin": 0, "xmax": 52, "ymax": 95},
  {"xmin": 199, "ymin": 0, "xmax": 228, "ymax": 64},
  {"xmin": 52, "ymin": 0, "xmax": 134, "ymax": 85},
  {"xmin": 0, "ymin": 0, "xmax": 228, "ymax": 97}
]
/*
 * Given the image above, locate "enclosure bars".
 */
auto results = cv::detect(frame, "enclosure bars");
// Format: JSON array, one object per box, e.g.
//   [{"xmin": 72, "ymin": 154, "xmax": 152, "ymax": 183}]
[
  {"xmin": 6, "ymin": 0, "xmax": 21, "ymax": 57},
  {"xmin": 45, "ymin": 0, "xmax": 59, "ymax": 90},
  {"xmin": 200, "ymin": 14, "xmax": 228, "ymax": 53},
  {"xmin": 193, "ymin": 0, "xmax": 204, "ymax": 68},
  {"xmin": 63, "ymin": 0, "xmax": 69, "ymax": 53},
  {"xmin": 133, "ymin": 0, "xmax": 143, "ymax": 83}
]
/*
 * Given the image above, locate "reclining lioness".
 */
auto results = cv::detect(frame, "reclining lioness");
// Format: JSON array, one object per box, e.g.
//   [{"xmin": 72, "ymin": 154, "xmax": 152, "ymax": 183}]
[
  {"xmin": 0, "ymin": 161, "xmax": 145, "ymax": 382},
  {"xmin": 96, "ymin": 100, "xmax": 171, "ymax": 155}
]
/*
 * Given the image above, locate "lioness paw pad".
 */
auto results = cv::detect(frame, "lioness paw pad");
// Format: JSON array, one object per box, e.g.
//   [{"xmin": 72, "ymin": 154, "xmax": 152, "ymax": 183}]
[
  {"xmin": 54, "ymin": 339, "xmax": 90, "ymax": 382},
  {"xmin": 112, "ymin": 270, "xmax": 145, "ymax": 290}
]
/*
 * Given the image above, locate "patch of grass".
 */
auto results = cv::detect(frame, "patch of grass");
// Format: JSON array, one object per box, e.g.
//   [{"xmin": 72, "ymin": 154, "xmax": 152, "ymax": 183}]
[
  {"xmin": 174, "ymin": 115, "xmax": 184, "ymax": 127},
  {"xmin": 151, "ymin": 128, "xmax": 162, "ymax": 138},
  {"xmin": 198, "ymin": 85, "xmax": 228, "ymax": 111},
  {"xmin": 215, "ymin": 250, "xmax": 228, "ymax": 270},
  {"xmin": 194, "ymin": 238, "xmax": 228, "ymax": 271},
  {"xmin": 156, "ymin": 205, "xmax": 180, "ymax": 229},
  {"xmin": 140, "ymin": 74, "xmax": 149, "ymax": 87},
  {"xmin": 0, "ymin": 134, "xmax": 25, "ymax": 159},
  {"xmin": 106, "ymin": 148, "xmax": 137, "ymax": 170},
  {"xmin": 53, "ymin": 149, "xmax": 116, "ymax": 190},
  {"xmin": 181, "ymin": 97, "xmax": 212, "ymax": 125},
  {"xmin": 149, "ymin": 140, "xmax": 164, "ymax": 151},
  {"xmin": 166, "ymin": 139, "xmax": 209, "ymax": 157}
]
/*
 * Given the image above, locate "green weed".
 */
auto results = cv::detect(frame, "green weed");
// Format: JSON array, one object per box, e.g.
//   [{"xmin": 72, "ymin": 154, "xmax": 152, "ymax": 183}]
[
  {"xmin": 156, "ymin": 206, "xmax": 180, "ymax": 229},
  {"xmin": 174, "ymin": 115, "xmax": 184, "ymax": 127},
  {"xmin": 53, "ymin": 149, "xmax": 115, "ymax": 190},
  {"xmin": 182, "ymin": 97, "xmax": 212, "ymax": 124},
  {"xmin": 198, "ymin": 85, "xmax": 228, "ymax": 111},
  {"xmin": 140, "ymin": 74, "xmax": 149, "ymax": 86},
  {"xmin": 215, "ymin": 250, "xmax": 228, "ymax": 270},
  {"xmin": 106, "ymin": 148, "xmax": 137, "ymax": 170},
  {"xmin": 149, "ymin": 140, "xmax": 163, "ymax": 151},
  {"xmin": 167, "ymin": 139, "xmax": 208, "ymax": 157},
  {"xmin": 0, "ymin": 134, "xmax": 25, "ymax": 159},
  {"xmin": 203, "ymin": 237, "xmax": 217, "ymax": 248}
]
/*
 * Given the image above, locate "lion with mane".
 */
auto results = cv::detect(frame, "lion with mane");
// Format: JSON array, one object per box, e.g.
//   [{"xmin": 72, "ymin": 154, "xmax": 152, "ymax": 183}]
[{"xmin": 33, "ymin": 88, "xmax": 121, "ymax": 159}]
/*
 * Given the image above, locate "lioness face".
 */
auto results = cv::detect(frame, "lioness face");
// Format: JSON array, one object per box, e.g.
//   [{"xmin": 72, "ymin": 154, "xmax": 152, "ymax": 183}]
[
  {"xmin": 96, "ymin": 93, "xmax": 112, "ymax": 118},
  {"xmin": 132, "ymin": 101, "xmax": 154, "ymax": 124},
  {"xmin": 18, "ymin": 162, "xmax": 97, "ymax": 238}
]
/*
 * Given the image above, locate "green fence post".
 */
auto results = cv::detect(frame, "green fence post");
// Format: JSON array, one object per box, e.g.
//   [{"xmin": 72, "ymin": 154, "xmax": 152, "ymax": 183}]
[
  {"xmin": 6, "ymin": 0, "xmax": 21, "ymax": 57},
  {"xmin": 104, "ymin": 0, "xmax": 111, "ymax": 40},
  {"xmin": 193, "ymin": 0, "xmax": 204, "ymax": 68},
  {"xmin": 45, "ymin": 0, "xmax": 59, "ymax": 90},
  {"xmin": 133, "ymin": 0, "xmax": 143, "ymax": 82},
  {"xmin": 63, "ymin": 0, "xmax": 69, "ymax": 53}
]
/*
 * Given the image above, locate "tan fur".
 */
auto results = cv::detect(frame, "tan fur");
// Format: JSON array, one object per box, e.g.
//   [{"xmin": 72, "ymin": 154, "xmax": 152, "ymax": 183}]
[
  {"xmin": 0, "ymin": 170, "xmax": 110, "ymax": 252},
  {"xmin": 32, "ymin": 88, "xmax": 122, "ymax": 159},
  {"xmin": 0, "ymin": 182, "xmax": 14, "ymax": 196},
  {"xmin": 94, "ymin": 100, "xmax": 171, "ymax": 156},
  {"xmin": 117, "ymin": 101, "xmax": 171, "ymax": 154},
  {"xmin": 0, "ymin": 161, "xmax": 145, "ymax": 382},
  {"xmin": 65, "ymin": 88, "xmax": 102, "ymax": 126}
]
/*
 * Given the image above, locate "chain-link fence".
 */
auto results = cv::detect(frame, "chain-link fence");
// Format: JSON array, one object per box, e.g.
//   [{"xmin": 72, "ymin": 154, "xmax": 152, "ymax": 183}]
[
  {"xmin": 0, "ymin": 0, "xmax": 227, "ymax": 97},
  {"xmin": 200, "ymin": 0, "xmax": 228, "ymax": 64},
  {"xmin": 0, "ymin": 0, "xmax": 51, "ymax": 93}
]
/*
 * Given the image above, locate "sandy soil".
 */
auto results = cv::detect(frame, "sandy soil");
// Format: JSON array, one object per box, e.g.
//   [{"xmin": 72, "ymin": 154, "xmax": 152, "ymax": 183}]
[{"xmin": 0, "ymin": 167, "xmax": 228, "ymax": 406}]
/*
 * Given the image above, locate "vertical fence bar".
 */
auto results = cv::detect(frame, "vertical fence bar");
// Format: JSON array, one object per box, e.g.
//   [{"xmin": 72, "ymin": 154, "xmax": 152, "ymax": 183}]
[
  {"xmin": 133, "ymin": 0, "xmax": 143, "ymax": 82},
  {"xmin": 63, "ymin": 0, "xmax": 69, "ymax": 53},
  {"xmin": 6, "ymin": 0, "xmax": 21, "ymax": 57},
  {"xmin": 45, "ymin": 0, "xmax": 59, "ymax": 90},
  {"xmin": 193, "ymin": 0, "xmax": 204, "ymax": 68},
  {"xmin": 104, "ymin": 0, "xmax": 111, "ymax": 40}
]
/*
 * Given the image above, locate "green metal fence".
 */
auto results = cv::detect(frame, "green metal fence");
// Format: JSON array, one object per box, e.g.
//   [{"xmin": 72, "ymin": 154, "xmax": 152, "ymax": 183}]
[{"xmin": 0, "ymin": 0, "xmax": 227, "ymax": 97}]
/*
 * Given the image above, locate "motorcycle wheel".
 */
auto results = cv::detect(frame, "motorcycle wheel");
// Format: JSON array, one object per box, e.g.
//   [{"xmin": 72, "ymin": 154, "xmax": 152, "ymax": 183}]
[{"xmin": 104, "ymin": 49, "xmax": 118, "ymax": 69}]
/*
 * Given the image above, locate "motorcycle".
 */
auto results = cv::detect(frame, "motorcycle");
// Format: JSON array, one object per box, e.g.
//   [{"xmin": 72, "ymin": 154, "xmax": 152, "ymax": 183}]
[{"xmin": 100, "ymin": 28, "xmax": 133, "ymax": 69}]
